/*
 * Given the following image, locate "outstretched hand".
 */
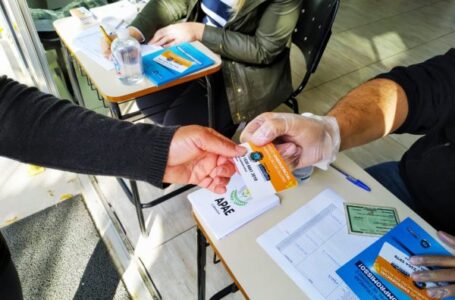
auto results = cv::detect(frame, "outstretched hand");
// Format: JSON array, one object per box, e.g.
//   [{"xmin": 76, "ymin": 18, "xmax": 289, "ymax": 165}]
[
  {"xmin": 411, "ymin": 231, "xmax": 455, "ymax": 299},
  {"xmin": 163, "ymin": 125, "xmax": 246, "ymax": 194}
]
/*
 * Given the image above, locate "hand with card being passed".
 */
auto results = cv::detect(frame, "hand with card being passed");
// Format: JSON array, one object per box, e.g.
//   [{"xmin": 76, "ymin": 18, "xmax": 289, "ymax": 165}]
[
  {"xmin": 410, "ymin": 231, "xmax": 455, "ymax": 299},
  {"xmin": 240, "ymin": 112, "xmax": 340, "ymax": 170}
]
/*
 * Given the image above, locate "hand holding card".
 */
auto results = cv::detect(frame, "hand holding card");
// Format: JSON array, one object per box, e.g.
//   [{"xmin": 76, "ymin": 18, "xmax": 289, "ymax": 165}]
[{"xmin": 233, "ymin": 142, "xmax": 298, "ymax": 198}]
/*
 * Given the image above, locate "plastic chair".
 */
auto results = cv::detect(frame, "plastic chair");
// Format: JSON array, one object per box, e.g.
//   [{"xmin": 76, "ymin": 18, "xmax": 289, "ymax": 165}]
[{"xmin": 285, "ymin": 0, "xmax": 340, "ymax": 113}]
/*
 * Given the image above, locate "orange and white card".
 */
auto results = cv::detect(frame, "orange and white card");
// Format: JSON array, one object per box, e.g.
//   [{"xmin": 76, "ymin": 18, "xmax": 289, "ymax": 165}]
[
  {"xmin": 233, "ymin": 142, "xmax": 297, "ymax": 198},
  {"xmin": 153, "ymin": 50, "xmax": 193, "ymax": 73},
  {"xmin": 373, "ymin": 242, "xmax": 441, "ymax": 300}
]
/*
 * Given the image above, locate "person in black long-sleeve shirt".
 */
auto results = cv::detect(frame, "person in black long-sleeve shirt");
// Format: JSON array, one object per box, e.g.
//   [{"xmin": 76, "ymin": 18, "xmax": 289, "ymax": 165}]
[
  {"xmin": 0, "ymin": 76, "xmax": 246, "ymax": 299},
  {"xmin": 241, "ymin": 49, "xmax": 455, "ymax": 298}
]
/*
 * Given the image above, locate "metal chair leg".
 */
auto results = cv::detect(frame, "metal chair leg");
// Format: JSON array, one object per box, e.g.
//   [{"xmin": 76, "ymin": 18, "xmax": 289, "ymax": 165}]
[
  {"xmin": 131, "ymin": 180, "xmax": 147, "ymax": 236},
  {"xmin": 213, "ymin": 253, "xmax": 220, "ymax": 264},
  {"xmin": 209, "ymin": 283, "xmax": 239, "ymax": 300},
  {"xmin": 285, "ymin": 97, "xmax": 299, "ymax": 113},
  {"xmin": 197, "ymin": 228, "xmax": 207, "ymax": 300},
  {"xmin": 61, "ymin": 44, "xmax": 85, "ymax": 106},
  {"xmin": 205, "ymin": 75, "xmax": 215, "ymax": 128}
]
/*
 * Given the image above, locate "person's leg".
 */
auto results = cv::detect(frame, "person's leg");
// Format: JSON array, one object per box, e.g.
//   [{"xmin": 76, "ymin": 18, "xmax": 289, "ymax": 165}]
[
  {"xmin": 365, "ymin": 161, "xmax": 417, "ymax": 210},
  {"xmin": 0, "ymin": 234, "xmax": 23, "ymax": 300},
  {"xmin": 160, "ymin": 76, "xmax": 237, "ymax": 137},
  {"xmin": 135, "ymin": 82, "xmax": 191, "ymax": 124},
  {"xmin": 0, "ymin": 259, "xmax": 23, "ymax": 300}
]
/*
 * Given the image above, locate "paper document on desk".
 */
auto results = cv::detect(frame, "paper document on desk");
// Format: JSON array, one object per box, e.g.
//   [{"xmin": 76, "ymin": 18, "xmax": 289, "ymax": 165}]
[
  {"xmin": 188, "ymin": 174, "xmax": 279, "ymax": 240},
  {"xmin": 72, "ymin": 26, "xmax": 162, "ymax": 70},
  {"xmin": 257, "ymin": 189, "xmax": 377, "ymax": 300}
]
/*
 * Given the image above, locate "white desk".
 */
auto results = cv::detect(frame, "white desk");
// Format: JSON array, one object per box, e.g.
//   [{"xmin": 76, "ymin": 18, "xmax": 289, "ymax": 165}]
[
  {"xmin": 53, "ymin": 1, "xmax": 221, "ymax": 103},
  {"xmin": 53, "ymin": 1, "xmax": 223, "ymax": 236},
  {"xmin": 194, "ymin": 153, "xmax": 439, "ymax": 300}
]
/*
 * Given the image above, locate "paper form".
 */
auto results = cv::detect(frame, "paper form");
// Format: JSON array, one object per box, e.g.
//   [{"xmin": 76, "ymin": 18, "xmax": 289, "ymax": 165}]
[
  {"xmin": 257, "ymin": 189, "xmax": 377, "ymax": 300},
  {"xmin": 72, "ymin": 26, "xmax": 162, "ymax": 70}
]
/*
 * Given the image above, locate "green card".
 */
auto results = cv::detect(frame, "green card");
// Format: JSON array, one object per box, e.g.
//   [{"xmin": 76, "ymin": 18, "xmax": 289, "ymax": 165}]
[{"xmin": 345, "ymin": 203, "xmax": 399, "ymax": 236}]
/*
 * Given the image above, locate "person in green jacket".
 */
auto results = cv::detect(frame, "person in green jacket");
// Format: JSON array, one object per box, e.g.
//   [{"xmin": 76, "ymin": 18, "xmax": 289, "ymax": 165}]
[{"xmin": 103, "ymin": 0, "xmax": 301, "ymax": 136}]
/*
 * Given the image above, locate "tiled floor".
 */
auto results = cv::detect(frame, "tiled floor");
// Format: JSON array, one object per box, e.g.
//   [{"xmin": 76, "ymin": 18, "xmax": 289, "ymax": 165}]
[
  {"xmin": 3, "ymin": 0, "xmax": 449, "ymax": 299},
  {"xmin": 88, "ymin": 1, "xmax": 455, "ymax": 299}
]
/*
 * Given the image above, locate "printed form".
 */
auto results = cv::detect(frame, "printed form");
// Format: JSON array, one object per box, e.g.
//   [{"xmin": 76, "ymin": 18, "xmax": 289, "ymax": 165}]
[
  {"xmin": 257, "ymin": 189, "xmax": 377, "ymax": 300},
  {"xmin": 72, "ymin": 26, "xmax": 162, "ymax": 70}
]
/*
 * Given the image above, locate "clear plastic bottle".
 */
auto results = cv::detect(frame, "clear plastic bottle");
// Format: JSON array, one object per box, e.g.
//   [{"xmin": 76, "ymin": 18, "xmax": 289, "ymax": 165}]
[
  {"xmin": 111, "ymin": 28, "xmax": 143, "ymax": 85},
  {"xmin": 293, "ymin": 166, "xmax": 314, "ymax": 185}
]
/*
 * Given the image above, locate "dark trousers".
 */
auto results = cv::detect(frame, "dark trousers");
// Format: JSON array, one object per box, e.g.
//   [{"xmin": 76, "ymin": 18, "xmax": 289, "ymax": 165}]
[
  {"xmin": 136, "ymin": 73, "xmax": 237, "ymax": 137},
  {"xmin": 365, "ymin": 161, "xmax": 417, "ymax": 211},
  {"xmin": 0, "ymin": 235, "xmax": 23, "ymax": 300}
]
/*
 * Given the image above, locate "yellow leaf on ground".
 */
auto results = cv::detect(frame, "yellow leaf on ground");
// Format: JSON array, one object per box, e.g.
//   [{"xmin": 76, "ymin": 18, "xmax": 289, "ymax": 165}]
[
  {"xmin": 59, "ymin": 194, "xmax": 74, "ymax": 202},
  {"xmin": 28, "ymin": 164, "xmax": 45, "ymax": 176},
  {"xmin": 4, "ymin": 215, "xmax": 18, "ymax": 226}
]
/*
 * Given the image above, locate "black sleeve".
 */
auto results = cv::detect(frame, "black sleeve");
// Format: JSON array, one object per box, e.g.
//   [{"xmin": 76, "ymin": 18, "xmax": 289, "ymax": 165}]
[
  {"xmin": 375, "ymin": 48, "xmax": 455, "ymax": 135},
  {"xmin": 0, "ymin": 76, "xmax": 177, "ymax": 187}
]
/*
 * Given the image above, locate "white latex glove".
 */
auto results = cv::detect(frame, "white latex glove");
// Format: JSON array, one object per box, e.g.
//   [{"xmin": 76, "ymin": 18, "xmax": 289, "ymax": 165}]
[{"xmin": 240, "ymin": 112, "xmax": 340, "ymax": 170}]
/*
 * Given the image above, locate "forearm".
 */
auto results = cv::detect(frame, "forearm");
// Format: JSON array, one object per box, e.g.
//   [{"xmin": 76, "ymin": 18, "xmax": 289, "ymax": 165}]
[
  {"xmin": 202, "ymin": 27, "xmax": 286, "ymax": 64},
  {"xmin": 0, "ymin": 77, "xmax": 176, "ymax": 186},
  {"xmin": 327, "ymin": 78, "xmax": 408, "ymax": 150}
]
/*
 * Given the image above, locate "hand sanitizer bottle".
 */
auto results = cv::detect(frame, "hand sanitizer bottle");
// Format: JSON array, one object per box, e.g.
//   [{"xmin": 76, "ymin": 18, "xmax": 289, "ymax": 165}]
[
  {"xmin": 293, "ymin": 166, "xmax": 314, "ymax": 184},
  {"xmin": 111, "ymin": 28, "xmax": 143, "ymax": 85}
]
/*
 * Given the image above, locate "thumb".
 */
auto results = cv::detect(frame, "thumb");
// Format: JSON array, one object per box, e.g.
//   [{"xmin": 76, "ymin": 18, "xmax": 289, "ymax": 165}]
[
  {"xmin": 199, "ymin": 131, "xmax": 246, "ymax": 157},
  {"xmin": 249, "ymin": 117, "xmax": 288, "ymax": 146}
]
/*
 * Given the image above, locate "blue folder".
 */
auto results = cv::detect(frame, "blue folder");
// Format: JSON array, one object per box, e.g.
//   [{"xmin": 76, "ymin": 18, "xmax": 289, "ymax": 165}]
[
  {"xmin": 337, "ymin": 218, "xmax": 454, "ymax": 300},
  {"xmin": 142, "ymin": 42, "xmax": 215, "ymax": 86}
]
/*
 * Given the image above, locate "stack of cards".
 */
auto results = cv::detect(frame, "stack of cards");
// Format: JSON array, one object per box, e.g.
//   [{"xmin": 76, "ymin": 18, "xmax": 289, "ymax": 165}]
[
  {"xmin": 188, "ymin": 142, "xmax": 297, "ymax": 239},
  {"xmin": 188, "ymin": 174, "xmax": 279, "ymax": 239}
]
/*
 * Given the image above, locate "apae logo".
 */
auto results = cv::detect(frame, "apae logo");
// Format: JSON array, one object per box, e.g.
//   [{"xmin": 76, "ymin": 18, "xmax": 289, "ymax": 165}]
[{"xmin": 230, "ymin": 186, "xmax": 252, "ymax": 207}]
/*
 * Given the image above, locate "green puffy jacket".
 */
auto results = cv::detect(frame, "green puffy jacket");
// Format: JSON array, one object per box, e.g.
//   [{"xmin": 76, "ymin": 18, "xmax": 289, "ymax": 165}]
[{"xmin": 131, "ymin": 0, "xmax": 301, "ymax": 123}]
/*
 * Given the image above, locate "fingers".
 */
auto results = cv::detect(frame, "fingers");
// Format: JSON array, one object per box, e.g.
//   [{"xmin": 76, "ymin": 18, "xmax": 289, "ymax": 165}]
[
  {"xmin": 426, "ymin": 285, "xmax": 455, "ymax": 299},
  {"xmin": 100, "ymin": 37, "xmax": 112, "ymax": 58},
  {"xmin": 150, "ymin": 27, "xmax": 173, "ymax": 46},
  {"xmin": 240, "ymin": 114, "xmax": 267, "ymax": 143},
  {"xmin": 150, "ymin": 27, "xmax": 165, "ymax": 44},
  {"xmin": 197, "ymin": 128, "xmax": 246, "ymax": 157},
  {"xmin": 197, "ymin": 175, "xmax": 230, "ymax": 194},
  {"xmin": 241, "ymin": 113, "xmax": 290, "ymax": 146},
  {"xmin": 154, "ymin": 35, "xmax": 174, "ymax": 47},
  {"xmin": 412, "ymin": 268, "xmax": 455, "ymax": 282},
  {"xmin": 410, "ymin": 255, "xmax": 455, "ymax": 268},
  {"xmin": 275, "ymin": 142, "xmax": 301, "ymax": 169},
  {"xmin": 208, "ymin": 177, "xmax": 230, "ymax": 194},
  {"xmin": 209, "ymin": 161, "xmax": 236, "ymax": 179},
  {"xmin": 438, "ymin": 231, "xmax": 455, "ymax": 249}
]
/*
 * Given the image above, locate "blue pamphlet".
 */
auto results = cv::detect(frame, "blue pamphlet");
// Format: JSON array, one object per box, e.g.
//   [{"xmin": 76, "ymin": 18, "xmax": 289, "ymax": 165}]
[
  {"xmin": 142, "ymin": 42, "xmax": 215, "ymax": 86},
  {"xmin": 337, "ymin": 218, "xmax": 454, "ymax": 300}
]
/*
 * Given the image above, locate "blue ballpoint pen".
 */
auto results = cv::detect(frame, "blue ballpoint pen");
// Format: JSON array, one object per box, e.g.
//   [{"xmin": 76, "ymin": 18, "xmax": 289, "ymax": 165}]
[{"xmin": 330, "ymin": 164, "xmax": 371, "ymax": 192}]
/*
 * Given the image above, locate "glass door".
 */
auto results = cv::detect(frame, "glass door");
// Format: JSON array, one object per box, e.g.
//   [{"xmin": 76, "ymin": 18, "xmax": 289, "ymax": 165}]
[{"xmin": 0, "ymin": 0, "xmax": 58, "ymax": 95}]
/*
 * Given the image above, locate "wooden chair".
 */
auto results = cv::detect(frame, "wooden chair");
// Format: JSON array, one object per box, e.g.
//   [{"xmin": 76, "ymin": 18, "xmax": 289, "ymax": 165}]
[{"xmin": 285, "ymin": 0, "xmax": 340, "ymax": 113}]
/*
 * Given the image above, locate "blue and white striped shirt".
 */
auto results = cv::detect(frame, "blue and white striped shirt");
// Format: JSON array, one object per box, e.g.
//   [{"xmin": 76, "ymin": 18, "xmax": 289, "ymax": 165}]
[{"xmin": 201, "ymin": 0, "xmax": 235, "ymax": 28}]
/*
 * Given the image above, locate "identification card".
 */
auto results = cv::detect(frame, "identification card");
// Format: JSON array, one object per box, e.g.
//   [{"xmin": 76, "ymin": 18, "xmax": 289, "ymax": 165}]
[
  {"xmin": 345, "ymin": 203, "xmax": 399, "ymax": 236},
  {"xmin": 374, "ymin": 242, "xmax": 443, "ymax": 299},
  {"xmin": 233, "ymin": 142, "xmax": 297, "ymax": 198},
  {"xmin": 153, "ymin": 50, "xmax": 193, "ymax": 73}
]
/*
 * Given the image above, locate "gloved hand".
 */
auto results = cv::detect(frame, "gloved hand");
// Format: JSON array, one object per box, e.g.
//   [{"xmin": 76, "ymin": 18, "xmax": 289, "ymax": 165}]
[{"xmin": 240, "ymin": 112, "xmax": 340, "ymax": 170}]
